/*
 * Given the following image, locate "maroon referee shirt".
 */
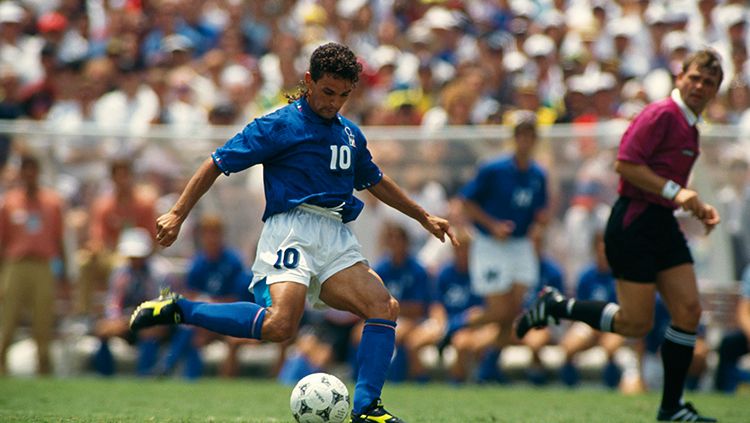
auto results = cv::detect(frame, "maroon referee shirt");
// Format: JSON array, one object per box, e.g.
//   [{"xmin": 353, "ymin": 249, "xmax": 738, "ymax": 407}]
[{"xmin": 616, "ymin": 89, "xmax": 699, "ymax": 227}]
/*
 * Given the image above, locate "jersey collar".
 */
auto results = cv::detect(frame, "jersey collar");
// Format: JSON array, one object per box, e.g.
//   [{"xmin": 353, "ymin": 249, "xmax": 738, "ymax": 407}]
[
  {"xmin": 670, "ymin": 88, "xmax": 699, "ymax": 126},
  {"xmin": 296, "ymin": 97, "xmax": 343, "ymax": 126}
]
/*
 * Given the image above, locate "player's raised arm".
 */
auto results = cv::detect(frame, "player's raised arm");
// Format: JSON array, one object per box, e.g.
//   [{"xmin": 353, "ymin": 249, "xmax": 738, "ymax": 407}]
[
  {"xmin": 156, "ymin": 157, "xmax": 222, "ymax": 247},
  {"xmin": 368, "ymin": 174, "xmax": 458, "ymax": 246}
]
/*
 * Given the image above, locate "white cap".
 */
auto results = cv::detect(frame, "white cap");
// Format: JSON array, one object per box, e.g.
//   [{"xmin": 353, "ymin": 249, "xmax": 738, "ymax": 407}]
[
  {"xmin": 719, "ymin": 5, "xmax": 747, "ymax": 29},
  {"xmin": 162, "ymin": 34, "xmax": 194, "ymax": 53},
  {"xmin": 538, "ymin": 9, "xmax": 565, "ymax": 29},
  {"xmin": 503, "ymin": 51, "xmax": 528, "ymax": 72},
  {"xmin": 220, "ymin": 64, "xmax": 252, "ymax": 87},
  {"xmin": 0, "ymin": 2, "xmax": 24, "ymax": 24},
  {"xmin": 117, "ymin": 227, "xmax": 153, "ymax": 258},
  {"xmin": 608, "ymin": 17, "xmax": 640, "ymax": 38},
  {"xmin": 594, "ymin": 72, "xmax": 616, "ymax": 92},
  {"xmin": 567, "ymin": 74, "xmax": 595, "ymax": 95},
  {"xmin": 422, "ymin": 7, "xmax": 461, "ymax": 30},
  {"xmin": 644, "ymin": 4, "xmax": 668, "ymax": 26},
  {"xmin": 661, "ymin": 31, "xmax": 691, "ymax": 54},
  {"xmin": 371, "ymin": 45, "xmax": 400, "ymax": 69},
  {"xmin": 523, "ymin": 34, "xmax": 555, "ymax": 57},
  {"xmin": 336, "ymin": 0, "xmax": 367, "ymax": 19}
]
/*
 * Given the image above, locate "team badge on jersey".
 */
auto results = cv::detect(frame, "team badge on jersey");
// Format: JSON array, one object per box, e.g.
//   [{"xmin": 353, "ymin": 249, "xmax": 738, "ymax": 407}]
[{"xmin": 344, "ymin": 126, "xmax": 356, "ymax": 147}]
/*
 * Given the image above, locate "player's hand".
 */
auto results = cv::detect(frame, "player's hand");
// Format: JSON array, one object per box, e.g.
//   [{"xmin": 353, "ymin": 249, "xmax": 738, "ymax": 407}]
[
  {"xmin": 155, "ymin": 211, "xmax": 183, "ymax": 247},
  {"xmin": 674, "ymin": 188, "xmax": 703, "ymax": 216},
  {"xmin": 422, "ymin": 215, "xmax": 459, "ymax": 246},
  {"xmin": 697, "ymin": 203, "xmax": 720, "ymax": 235},
  {"xmin": 489, "ymin": 220, "xmax": 515, "ymax": 240}
]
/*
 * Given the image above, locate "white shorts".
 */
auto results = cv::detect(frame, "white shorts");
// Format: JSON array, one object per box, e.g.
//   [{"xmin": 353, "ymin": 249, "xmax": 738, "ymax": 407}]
[
  {"xmin": 469, "ymin": 232, "xmax": 539, "ymax": 296},
  {"xmin": 250, "ymin": 204, "xmax": 367, "ymax": 308}
]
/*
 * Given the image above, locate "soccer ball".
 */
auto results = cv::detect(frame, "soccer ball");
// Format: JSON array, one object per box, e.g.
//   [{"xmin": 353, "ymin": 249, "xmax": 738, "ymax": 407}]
[{"xmin": 290, "ymin": 372, "xmax": 350, "ymax": 423}]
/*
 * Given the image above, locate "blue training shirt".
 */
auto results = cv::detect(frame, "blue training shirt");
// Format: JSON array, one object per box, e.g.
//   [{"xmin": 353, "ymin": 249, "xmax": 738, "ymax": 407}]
[
  {"xmin": 212, "ymin": 98, "xmax": 383, "ymax": 223},
  {"xmin": 186, "ymin": 248, "xmax": 248, "ymax": 298},
  {"xmin": 460, "ymin": 155, "xmax": 547, "ymax": 237},
  {"xmin": 374, "ymin": 255, "xmax": 432, "ymax": 306},
  {"xmin": 436, "ymin": 263, "xmax": 483, "ymax": 318},
  {"xmin": 575, "ymin": 265, "xmax": 617, "ymax": 303}
]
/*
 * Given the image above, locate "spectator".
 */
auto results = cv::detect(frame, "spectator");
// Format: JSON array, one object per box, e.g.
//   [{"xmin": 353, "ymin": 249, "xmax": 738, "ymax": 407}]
[
  {"xmin": 352, "ymin": 221, "xmax": 432, "ymax": 382},
  {"xmin": 427, "ymin": 228, "xmax": 498, "ymax": 384},
  {"xmin": 714, "ymin": 264, "xmax": 750, "ymax": 393},
  {"xmin": 519, "ymin": 230, "xmax": 565, "ymax": 386},
  {"xmin": 160, "ymin": 214, "xmax": 251, "ymax": 378},
  {"xmin": 75, "ymin": 159, "xmax": 157, "ymax": 317},
  {"xmin": 452, "ymin": 114, "xmax": 549, "ymax": 380},
  {"xmin": 0, "ymin": 155, "xmax": 66, "ymax": 375},
  {"xmin": 558, "ymin": 231, "xmax": 625, "ymax": 389},
  {"xmin": 92, "ymin": 227, "xmax": 170, "ymax": 376}
]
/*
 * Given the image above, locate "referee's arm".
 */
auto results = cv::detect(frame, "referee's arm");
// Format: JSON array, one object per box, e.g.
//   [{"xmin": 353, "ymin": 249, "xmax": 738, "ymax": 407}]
[{"xmin": 615, "ymin": 160, "xmax": 718, "ymax": 231}]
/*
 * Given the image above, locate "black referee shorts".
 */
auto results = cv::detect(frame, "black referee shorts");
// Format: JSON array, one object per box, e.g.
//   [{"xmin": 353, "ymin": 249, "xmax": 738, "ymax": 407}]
[{"xmin": 604, "ymin": 197, "xmax": 693, "ymax": 283}]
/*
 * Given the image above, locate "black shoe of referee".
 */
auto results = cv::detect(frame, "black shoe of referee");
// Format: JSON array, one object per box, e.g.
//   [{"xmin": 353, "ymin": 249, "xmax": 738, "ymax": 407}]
[
  {"xmin": 514, "ymin": 286, "xmax": 564, "ymax": 339},
  {"xmin": 657, "ymin": 402, "xmax": 717, "ymax": 422}
]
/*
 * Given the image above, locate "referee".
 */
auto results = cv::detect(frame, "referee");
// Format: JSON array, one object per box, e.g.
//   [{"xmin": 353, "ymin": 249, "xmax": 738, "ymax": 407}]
[{"xmin": 517, "ymin": 49, "xmax": 723, "ymax": 422}]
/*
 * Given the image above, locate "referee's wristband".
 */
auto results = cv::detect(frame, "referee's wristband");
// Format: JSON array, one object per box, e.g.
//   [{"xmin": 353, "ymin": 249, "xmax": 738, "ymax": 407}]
[{"xmin": 661, "ymin": 180, "xmax": 682, "ymax": 200}]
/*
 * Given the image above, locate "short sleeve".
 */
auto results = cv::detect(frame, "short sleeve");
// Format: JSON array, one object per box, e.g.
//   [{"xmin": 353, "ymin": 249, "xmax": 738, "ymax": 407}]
[
  {"xmin": 617, "ymin": 108, "xmax": 669, "ymax": 165},
  {"xmin": 352, "ymin": 129, "xmax": 383, "ymax": 190},
  {"xmin": 212, "ymin": 115, "xmax": 287, "ymax": 175}
]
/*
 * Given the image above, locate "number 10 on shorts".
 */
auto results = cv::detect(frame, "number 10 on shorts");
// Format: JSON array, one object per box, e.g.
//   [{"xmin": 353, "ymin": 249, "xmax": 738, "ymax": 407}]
[{"xmin": 274, "ymin": 248, "xmax": 300, "ymax": 269}]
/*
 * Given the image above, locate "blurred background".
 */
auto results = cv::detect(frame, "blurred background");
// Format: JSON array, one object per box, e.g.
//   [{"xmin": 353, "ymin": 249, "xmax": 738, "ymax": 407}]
[{"xmin": 0, "ymin": 0, "xmax": 749, "ymax": 395}]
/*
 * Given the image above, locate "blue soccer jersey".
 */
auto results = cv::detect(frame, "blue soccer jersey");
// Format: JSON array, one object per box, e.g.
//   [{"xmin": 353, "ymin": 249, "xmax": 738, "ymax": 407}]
[
  {"xmin": 374, "ymin": 255, "xmax": 432, "ymax": 307},
  {"xmin": 575, "ymin": 265, "xmax": 617, "ymax": 303},
  {"xmin": 186, "ymin": 248, "xmax": 248, "ymax": 297},
  {"xmin": 211, "ymin": 98, "xmax": 383, "ymax": 223},
  {"xmin": 436, "ymin": 264, "xmax": 483, "ymax": 318},
  {"xmin": 524, "ymin": 257, "xmax": 564, "ymax": 309},
  {"xmin": 460, "ymin": 155, "xmax": 547, "ymax": 237}
]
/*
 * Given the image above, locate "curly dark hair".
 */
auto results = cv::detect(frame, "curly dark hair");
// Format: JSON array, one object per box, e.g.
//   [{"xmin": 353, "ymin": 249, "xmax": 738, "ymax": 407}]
[{"xmin": 287, "ymin": 42, "xmax": 362, "ymax": 102}]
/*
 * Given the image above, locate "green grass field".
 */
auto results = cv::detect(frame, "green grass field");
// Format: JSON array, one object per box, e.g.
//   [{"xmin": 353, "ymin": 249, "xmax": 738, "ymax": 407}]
[{"xmin": 0, "ymin": 377, "xmax": 746, "ymax": 422}]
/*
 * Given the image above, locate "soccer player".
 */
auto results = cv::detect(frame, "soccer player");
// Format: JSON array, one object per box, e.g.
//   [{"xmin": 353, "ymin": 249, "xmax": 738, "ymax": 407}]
[
  {"xmin": 516, "ymin": 49, "xmax": 722, "ymax": 422},
  {"xmin": 714, "ymin": 264, "xmax": 750, "ymax": 393},
  {"xmin": 129, "ymin": 42, "xmax": 456, "ymax": 423},
  {"xmin": 450, "ymin": 113, "xmax": 549, "ymax": 372}
]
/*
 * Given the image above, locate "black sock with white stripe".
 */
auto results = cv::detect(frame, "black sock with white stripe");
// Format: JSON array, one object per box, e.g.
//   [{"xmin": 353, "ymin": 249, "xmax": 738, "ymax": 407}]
[
  {"xmin": 660, "ymin": 325, "xmax": 696, "ymax": 411},
  {"xmin": 549, "ymin": 299, "xmax": 620, "ymax": 332}
]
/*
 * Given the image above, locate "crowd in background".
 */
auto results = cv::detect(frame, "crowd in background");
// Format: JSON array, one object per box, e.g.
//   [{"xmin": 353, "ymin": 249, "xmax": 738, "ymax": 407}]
[{"xmin": 1, "ymin": 0, "xmax": 750, "ymax": 394}]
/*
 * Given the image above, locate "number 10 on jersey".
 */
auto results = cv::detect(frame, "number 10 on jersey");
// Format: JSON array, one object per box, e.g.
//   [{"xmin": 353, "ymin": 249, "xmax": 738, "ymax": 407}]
[{"xmin": 330, "ymin": 145, "xmax": 351, "ymax": 170}]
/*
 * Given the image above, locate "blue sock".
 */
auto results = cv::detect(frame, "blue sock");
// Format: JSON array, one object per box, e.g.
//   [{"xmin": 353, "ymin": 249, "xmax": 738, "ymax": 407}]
[
  {"xmin": 92, "ymin": 340, "xmax": 115, "ymax": 376},
  {"xmin": 163, "ymin": 327, "xmax": 194, "ymax": 373},
  {"xmin": 278, "ymin": 354, "xmax": 318, "ymax": 386},
  {"xmin": 477, "ymin": 348, "xmax": 503, "ymax": 383},
  {"xmin": 177, "ymin": 299, "xmax": 266, "ymax": 339},
  {"xmin": 136, "ymin": 338, "xmax": 160, "ymax": 376},
  {"xmin": 183, "ymin": 344, "xmax": 203, "ymax": 380},
  {"xmin": 353, "ymin": 319, "xmax": 396, "ymax": 415}
]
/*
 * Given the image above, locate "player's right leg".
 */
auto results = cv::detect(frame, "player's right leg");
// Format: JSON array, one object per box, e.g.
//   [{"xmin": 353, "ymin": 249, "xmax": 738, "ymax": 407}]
[
  {"xmin": 130, "ymin": 281, "xmax": 306, "ymax": 342},
  {"xmin": 320, "ymin": 262, "xmax": 404, "ymax": 423}
]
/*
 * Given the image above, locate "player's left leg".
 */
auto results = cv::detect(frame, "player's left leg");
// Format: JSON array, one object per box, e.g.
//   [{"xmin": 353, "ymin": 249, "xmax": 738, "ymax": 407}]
[
  {"xmin": 320, "ymin": 262, "xmax": 403, "ymax": 423},
  {"xmin": 655, "ymin": 264, "xmax": 716, "ymax": 422}
]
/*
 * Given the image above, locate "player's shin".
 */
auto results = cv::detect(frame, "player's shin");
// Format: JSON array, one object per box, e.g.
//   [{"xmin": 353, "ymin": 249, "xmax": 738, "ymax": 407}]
[
  {"xmin": 660, "ymin": 326, "xmax": 696, "ymax": 411},
  {"xmin": 177, "ymin": 299, "xmax": 266, "ymax": 339},
  {"xmin": 561, "ymin": 300, "xmax": 620, "ymax": 332},
  {"xmin": 353, "ymin": 318, "xmax": 397, "ymax": 414}
]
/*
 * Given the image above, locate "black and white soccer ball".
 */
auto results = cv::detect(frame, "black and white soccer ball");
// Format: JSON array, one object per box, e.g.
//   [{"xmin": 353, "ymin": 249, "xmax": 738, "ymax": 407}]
[{"xmin": 290, "ymin": 372, "xmax": 350, "ymax": 423}]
